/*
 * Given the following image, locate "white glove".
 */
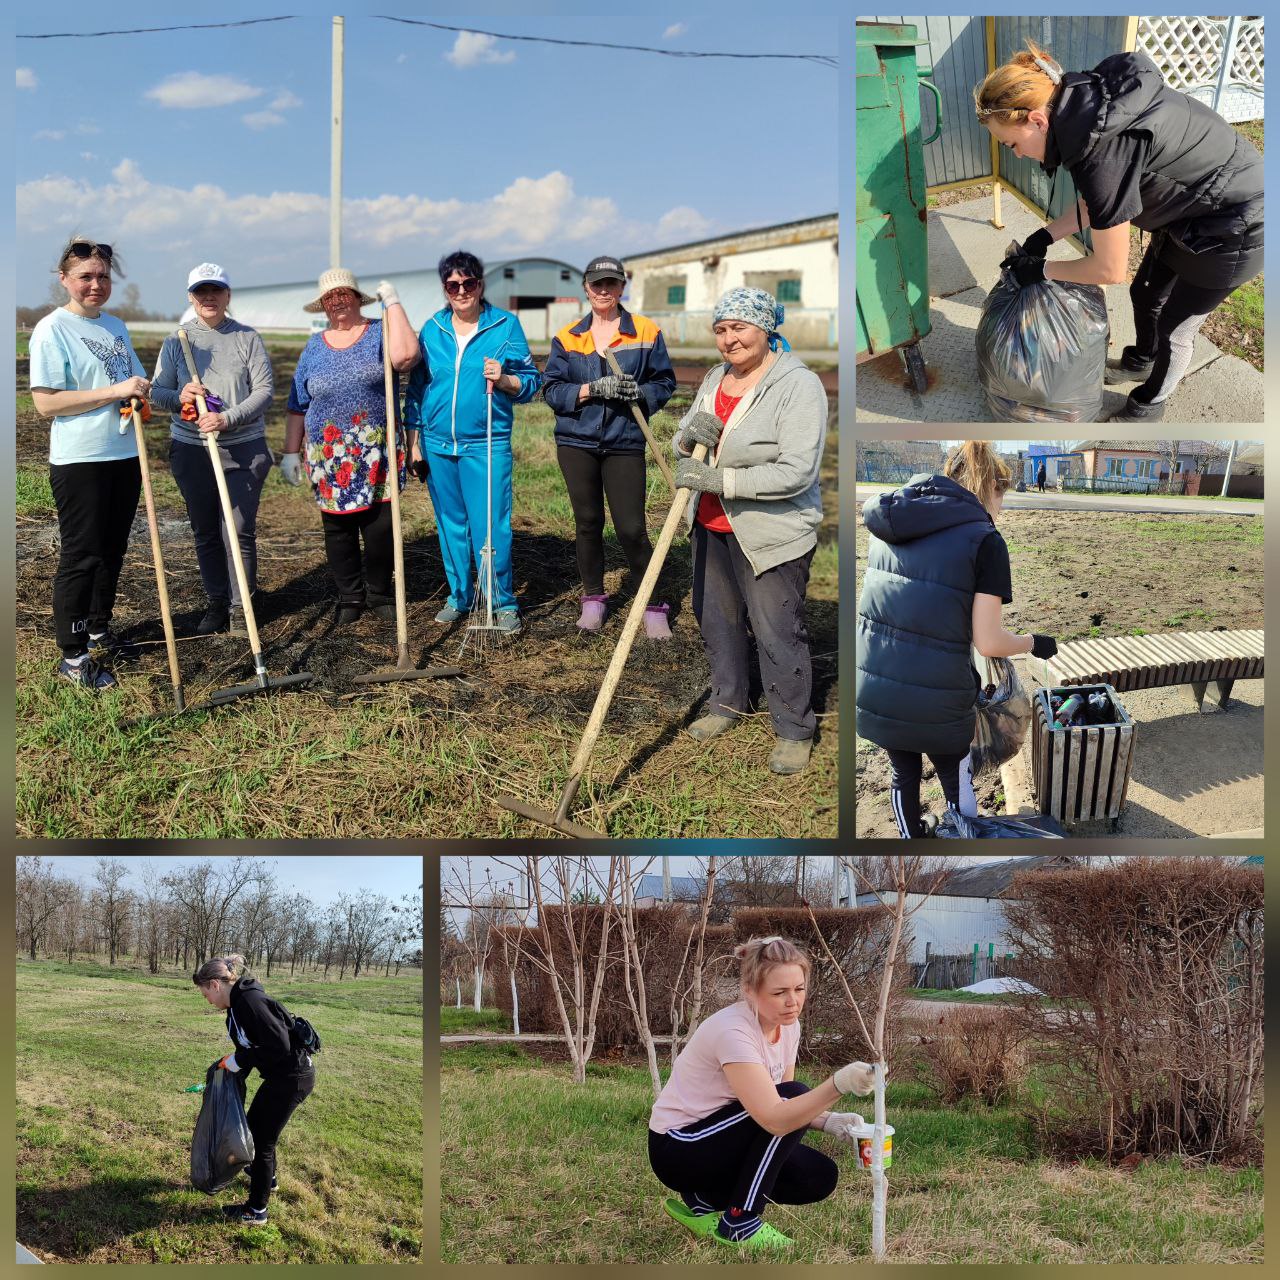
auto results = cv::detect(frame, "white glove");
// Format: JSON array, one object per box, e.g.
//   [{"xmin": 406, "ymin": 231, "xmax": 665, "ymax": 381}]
[
  {"xmin": 280, "ymin": 451, "xmax": 305, "ymax": 486},
  {"xmin": 833, "ymin": 1061, "xmax": 876, "ymax": 1095},
  {"xmin": 820, "ymin": 1111, "xmax": 866, "ymax": 1144},
  {"xmin": 376, "ymin": 279, "xmax": 401, "ymax": 308}
]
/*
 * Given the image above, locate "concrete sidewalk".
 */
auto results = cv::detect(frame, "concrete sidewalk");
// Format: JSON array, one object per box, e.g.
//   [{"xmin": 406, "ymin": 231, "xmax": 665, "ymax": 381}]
[{"xmin": 856, "ymin": 193, "xmax": 1264, "ymax": 424}]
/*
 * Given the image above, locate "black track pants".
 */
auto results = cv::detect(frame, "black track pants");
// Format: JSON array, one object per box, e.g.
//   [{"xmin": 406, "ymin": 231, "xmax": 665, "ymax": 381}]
[{"xmin": 885, "ymin": 748, "xmax": 975, "ymax": 838}]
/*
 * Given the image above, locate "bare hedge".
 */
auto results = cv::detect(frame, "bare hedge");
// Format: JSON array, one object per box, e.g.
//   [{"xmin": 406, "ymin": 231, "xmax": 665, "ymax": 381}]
[{"xmin": 1004, "ymin": 857, "xmax": 1263, "ymax": 1161}]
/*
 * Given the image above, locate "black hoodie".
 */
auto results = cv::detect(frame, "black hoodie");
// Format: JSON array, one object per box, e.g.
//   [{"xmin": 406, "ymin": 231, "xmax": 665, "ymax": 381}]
[{"xmin": 226, "ymin": 977, "xmax": 310, "ymax": 1078}]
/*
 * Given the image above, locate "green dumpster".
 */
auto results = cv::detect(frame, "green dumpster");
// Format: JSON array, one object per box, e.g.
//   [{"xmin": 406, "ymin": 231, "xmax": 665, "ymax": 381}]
[{"xmin": 856, "ymin": 21, "xmax": 941, "ymax": 395}]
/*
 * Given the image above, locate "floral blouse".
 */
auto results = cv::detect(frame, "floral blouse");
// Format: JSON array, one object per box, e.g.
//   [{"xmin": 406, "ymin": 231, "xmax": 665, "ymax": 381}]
[{"xmin": 287, "ymin": 319, "xmax": 406, "ymax": 513}]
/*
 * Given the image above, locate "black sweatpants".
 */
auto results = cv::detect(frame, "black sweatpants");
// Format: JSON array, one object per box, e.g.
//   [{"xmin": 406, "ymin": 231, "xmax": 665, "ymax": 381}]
[
  {"xmin": 49, "ymin": 457, "xmax": 142, "ymax": 656},
  {"xmin": 556, "ymin": 444, "xmax": 659, "ymax": 597},
  {"xmin": 1123, "ymin": 242, "xmax": 1237, "ymax": 406},
  {"xmin": 320, "ymin": 502, "xmax": 394, "ymax": 607},
  {"xmin": 237, "ymin": 1062, "xmax": 315, "ymax": 1210},
  {"xmin": 170, "ymin": 437, "xmax": 272, "ymax": 607},
  {"xmin": 885, "ymin": 748, "xmax": 975, "ymax": 839},
  {"xmin": 691, "ymin": 525, "xmax": 816, "ymax": 740},
  {"xmin": 648, "ymin": 1081, "xmax": 837, "ymax": 1219}
]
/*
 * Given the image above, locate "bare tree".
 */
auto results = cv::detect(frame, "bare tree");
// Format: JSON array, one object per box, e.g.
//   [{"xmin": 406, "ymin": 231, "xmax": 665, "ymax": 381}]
[
  {"xmin": 16, "ymin": 856, "xmax": 74, "ymax": 961},
  {"xmin": 668, "ymin": 855, "xmax": 721, "ymax": 1065},
  {"xmin": 613, "ymin": 856, "xmax": 662, "ymax": 1095},
  {"xmin": 93, "ymin": 858, "xmax": 134, "ymax": 966}
]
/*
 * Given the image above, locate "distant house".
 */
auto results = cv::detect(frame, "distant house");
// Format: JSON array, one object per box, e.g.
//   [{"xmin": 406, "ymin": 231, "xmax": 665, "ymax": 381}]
[{"xmin": 635, "ymin": 874, "xmax": 707, "ymax": 908}]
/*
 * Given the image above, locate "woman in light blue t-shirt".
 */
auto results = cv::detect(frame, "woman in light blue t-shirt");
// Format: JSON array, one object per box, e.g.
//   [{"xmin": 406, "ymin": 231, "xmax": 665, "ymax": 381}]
[{"xmin": 28, "ymin": 239, "xmax": 151, "ymax": 691}]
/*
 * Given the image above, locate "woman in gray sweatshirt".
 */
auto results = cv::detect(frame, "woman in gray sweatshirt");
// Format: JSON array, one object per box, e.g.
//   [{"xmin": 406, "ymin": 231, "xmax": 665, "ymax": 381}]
[
  {"xmin": 151, "ymin": 263, "xmax": 274, "ymax": 636},
  {"xmin": 672, "ymin": 287, "xmax": 828, "ymax": 776}
]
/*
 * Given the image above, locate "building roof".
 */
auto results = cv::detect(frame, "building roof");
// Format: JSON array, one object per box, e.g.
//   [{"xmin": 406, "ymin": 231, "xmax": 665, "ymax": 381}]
[
  {"xmin": 636, "ymin": 874, "xmax": 705, "ymax": 901},
  {"xmin": 859, "ymin": 856, "xmax": 1079, "ymax": 901},
  {"xmin": 626, "ymin": 213, "xmax": 837, "ymax": 264},
  {"xmin": 1073, "ymin": 440, "xmax": 1164, "ymax": 454}
]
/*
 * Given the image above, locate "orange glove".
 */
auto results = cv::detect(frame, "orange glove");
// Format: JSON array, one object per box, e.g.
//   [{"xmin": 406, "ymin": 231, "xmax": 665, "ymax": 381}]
[
  {"xmin": 120, "ymin": 398, "xmax": 152, "ymax": 423},
  {"xmin": 180, "ymin": 402, "xmax": 199, "ymax": 423}
]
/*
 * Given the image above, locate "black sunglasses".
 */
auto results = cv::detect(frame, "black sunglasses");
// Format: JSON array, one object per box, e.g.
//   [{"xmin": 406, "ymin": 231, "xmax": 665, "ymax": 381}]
[
  {"xmin": 67, "ymin": 240, "xmax": 113, "ymax": 261},
  {"xmin": 444, "ymin": 278, "xmax": 480, "ymax": 297}
]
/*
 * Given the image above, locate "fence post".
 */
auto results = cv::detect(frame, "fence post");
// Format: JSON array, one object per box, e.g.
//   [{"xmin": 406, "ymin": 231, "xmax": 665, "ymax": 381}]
[
  {"xmin": 971, "ymin": 942, "xmax": 979, "ymax": 985},
  {"xmin": 1214, "ymin": 16, "xmax": 1241, "ymax": 117}
]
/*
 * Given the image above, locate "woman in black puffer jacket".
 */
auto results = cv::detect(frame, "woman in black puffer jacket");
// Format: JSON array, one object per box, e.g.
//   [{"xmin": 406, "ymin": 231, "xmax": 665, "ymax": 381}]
[{"xmin": 193, "ymin": 953, "xmax": 314, "ymax": 1224}]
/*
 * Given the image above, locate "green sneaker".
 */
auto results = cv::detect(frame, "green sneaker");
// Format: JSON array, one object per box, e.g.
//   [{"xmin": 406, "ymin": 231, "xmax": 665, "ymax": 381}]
[
  {"xmin": 662, "ymin": 1198, "xmax": 720, "ymax": 1238},
  {"xmin": 711, "ymin": 1220, "xmax": 794, "ymax": 1251}
]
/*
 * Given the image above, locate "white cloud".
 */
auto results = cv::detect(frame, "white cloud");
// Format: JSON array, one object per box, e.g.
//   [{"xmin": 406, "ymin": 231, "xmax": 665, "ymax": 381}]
[
  {"xmin": 35, "ymin": 129, "xmax": 66, "ymax": 141},
  {"xmin": 396, "ymin": 53, "xmax": 408, "ymax": 64},
  {"xmin": 17, "ymin": 67, "xmax": 37, "ymax": 90},
  {"xmin": 445, "ymin": 32, "xmax": 516, "ymax": 68},
  {"xmin": 76, "ymin": 122, "xmax": 102, "ymax": 135},
  {"xmin": 663, "ymin": 23, "xmax": 687, "ymax": 39},
  {"xmin": 243, "ymin": 110, "xmax": 286, "ymax": 131},
  {"xmin": 145, "ymin": 73, "xmax": 264, "ymax": 110},
  {"xmin": 270, "ymin": 90, "xmax": 302, "ymax": 111},
  {"xmin": 653, "ymin": 206, "xmax": 713, "ymax": 242}
]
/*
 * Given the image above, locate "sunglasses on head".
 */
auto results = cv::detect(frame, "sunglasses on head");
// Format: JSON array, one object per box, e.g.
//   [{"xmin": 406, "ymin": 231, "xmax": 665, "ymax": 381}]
[
  {"xmin": 67, "ymin": 240, "xmax": 112, "ymax": 261},
  {"xmin": 444, "ymin": 278, "xmax": 480, "ymax": 297}
]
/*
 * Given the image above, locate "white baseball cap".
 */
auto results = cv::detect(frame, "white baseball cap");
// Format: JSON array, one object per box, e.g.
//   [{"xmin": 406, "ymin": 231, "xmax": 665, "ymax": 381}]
[{"xmin": 188, "ymin": 262, "xmax": 230, "ymax": 290}]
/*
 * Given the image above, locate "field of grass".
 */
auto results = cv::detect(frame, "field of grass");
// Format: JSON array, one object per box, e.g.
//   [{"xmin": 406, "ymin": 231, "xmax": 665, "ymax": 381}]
[
  {"xmin": 440, "ymin": 1006, "xmax": 511, "ymax": 1033},
  {"xmin": 440, "ymin": 1037, "xmax": 1261, "ymax": 1264},
  {"xmin": 16, "ymin": 959, "xmax": 423, "ymax": 1264},
  {"xmin": 15, "ymin": 336, "xmax": 838, "ymax": 838}
]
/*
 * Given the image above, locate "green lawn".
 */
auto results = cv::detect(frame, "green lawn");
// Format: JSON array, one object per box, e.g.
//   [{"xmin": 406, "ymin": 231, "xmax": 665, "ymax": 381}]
[
  {"xmin": 441, "ymin": 1041, "xmax": 1261, "ymax": 1264},
  {"xmin": 440, "ymin": 1006, "xmax": 511, "ymax": 1033},
  {"xmin": 17, "ymin": 959, "xmax": 423, "ymax": 1264}
]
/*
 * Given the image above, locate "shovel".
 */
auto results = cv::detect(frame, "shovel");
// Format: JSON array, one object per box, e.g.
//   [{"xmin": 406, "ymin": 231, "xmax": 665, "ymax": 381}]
[
  {"xmin": 176, "ymin": 329, "xmax": 314, "ymax": 706},
  {"xmin": 352, "ymin": 305, "xmax": 462, "ymax": 686},
  {"xmin": 495, "ymin": 442, "xmax": 709, "ymax": 838}
]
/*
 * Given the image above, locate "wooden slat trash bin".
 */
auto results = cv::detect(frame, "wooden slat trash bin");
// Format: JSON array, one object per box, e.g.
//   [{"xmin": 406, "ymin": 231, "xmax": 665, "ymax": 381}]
[{"xmin": 1031, "ymin": 684, "xmax": 1135, "ymax": 830}]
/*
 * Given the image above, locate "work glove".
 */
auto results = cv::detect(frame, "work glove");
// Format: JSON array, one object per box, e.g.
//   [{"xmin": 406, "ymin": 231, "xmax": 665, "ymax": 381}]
[
  {"xmin": 279, "ymin": 451, "xmax": 305, "ymax": 486},
  {"xmin": 587, "ymin": 374, "xmax": 641, "ymax": 402},
  {"xmin": 1021, "ymin": 228, "xmax": 1054, "ymax": 259},
  {"xmin": 676, "ymin": 410, "xmax": 723, "ymax": 454},
  {"xmin": 833, "ymin": 1061, "xmax": 876, "ymax": 1096},
  {"xmin": 120, "ymin": 398, "xmax": 152, "ymax": 423},
  {"xmin": 212, "ymin": 1054, "xmax": 240, "ymax": 1073},
  {"xmin": 1000, "ymin": 253, "xmax": 1047, "ymax": 287},
  {"xmin": 376, "ymin": 279, "xmax": 401, "ymax": 307},
  {"xmin": 1031, "ymin": 634, "xmax": 1058, "ymax": 660},
  {"xmin": 674, "ymin": 457, "xmax": 724, "ymax": 496},
  {"xmin": 820, "ymin": 1111, "xmax": 866, "ymax": 1145}
]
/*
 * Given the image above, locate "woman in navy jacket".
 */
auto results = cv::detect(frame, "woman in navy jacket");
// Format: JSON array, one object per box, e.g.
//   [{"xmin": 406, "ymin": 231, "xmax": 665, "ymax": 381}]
[
  {"xmin": 542, "ymin": 255, "xmax": 678, "ymax": 636},
  {"xmin": 194, "ymin": 954, "xmax": 314, "ymax": 1224}
]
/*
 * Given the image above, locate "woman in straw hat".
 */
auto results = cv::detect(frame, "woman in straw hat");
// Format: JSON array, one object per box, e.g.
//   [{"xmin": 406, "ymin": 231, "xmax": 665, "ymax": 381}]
[{"xmin": 281, "ymin": 268, "xmax": 419, "ymax": 623}]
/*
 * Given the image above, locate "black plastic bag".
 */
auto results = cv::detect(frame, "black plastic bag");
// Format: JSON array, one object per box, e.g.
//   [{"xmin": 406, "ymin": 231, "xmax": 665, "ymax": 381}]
[
  {"xmin": 936, "ymin": 810, "xmax": 1067, "ymax": 839},
  {"xmin": 969, "ymin": 657, "xmax": 1031, "ymax": 777},
  {"xmin": 977, "ymin": 242, "xmax": 1109, "ymax": 422},
  {"xmin": 190, "ymin": 1063, "xmax": 255, "ymax": 1194}
]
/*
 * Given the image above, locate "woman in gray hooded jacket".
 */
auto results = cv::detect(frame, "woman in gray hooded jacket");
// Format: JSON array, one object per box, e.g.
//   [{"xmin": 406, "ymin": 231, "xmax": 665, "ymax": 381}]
[{"xmin": 672, "ymin": 288, "xmax": 827, "ymax": 775}]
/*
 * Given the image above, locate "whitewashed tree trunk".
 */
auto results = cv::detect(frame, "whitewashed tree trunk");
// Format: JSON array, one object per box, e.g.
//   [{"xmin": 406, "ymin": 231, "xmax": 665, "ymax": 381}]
[
  {"xmin": 455, "ymin": 976, "xmax": 461, "ymax": 1008},
  {"xmin": 473, "ymin": 965, "xmax": 483, "ymax": 1012},
  {"xmin": 510, "ymin": 969, "xmax": 521, "ymax": 1037},
  {"xmin": 871, "ymin": 1060, "xmax": 888, "ymax": 1260}
]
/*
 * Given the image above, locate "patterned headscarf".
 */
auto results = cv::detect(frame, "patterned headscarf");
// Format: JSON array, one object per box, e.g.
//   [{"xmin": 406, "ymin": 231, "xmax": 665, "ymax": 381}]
[{"xmin": 712, "ymin": 286, "xmax": 791, "ymax": 352}]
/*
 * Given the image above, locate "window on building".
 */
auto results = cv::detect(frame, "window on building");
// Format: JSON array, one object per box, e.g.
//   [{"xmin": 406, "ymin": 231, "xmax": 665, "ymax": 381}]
[
  {"xmin": 560, "ymin": 269, "xmax": 572, "ymax": 281},
  {"xmin": 667, "ymin": 284, "xmax": 686, "ymax": 306},
  {"xmin": 776, "ymin": 278, "xmax": 802, "ymax": 303},
  {"xmin": 503, "ymin": 267, "xmax": 516, "ymax": 280},
  {"xmin": 1104, "ymin": 457, "xmax": 1123, "ymax": 478},
  {"xmin": 1137, "ymin": 459, "xmax": 1158, "ymax": 479}
]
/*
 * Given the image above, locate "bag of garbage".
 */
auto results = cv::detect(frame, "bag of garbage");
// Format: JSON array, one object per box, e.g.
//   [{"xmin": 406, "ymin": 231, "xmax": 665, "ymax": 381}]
[
  {"xmin": 977, "ymin": 241, "xmax": 1109, "ymax": 422},
  {"xmin": 936, "ymin": 810, "xmax": 1067, "ymax": 838},
  {"xmin": 969, "ymin": 657, "xmax": 1032, "ymax": 777},
  {"xmin": 190, "ymin": 1063, "xmax": 255, "ymax": 1194}
]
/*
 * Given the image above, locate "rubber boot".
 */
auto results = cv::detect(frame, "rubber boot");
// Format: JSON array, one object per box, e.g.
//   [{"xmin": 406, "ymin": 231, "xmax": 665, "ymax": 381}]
[
  {"xmin": 576, "ymin": 594, "xmax": 608, "ymax": 632},
  {"xmin": 643, "ymin": 603, "xmax": 672, "ymax": 640}
]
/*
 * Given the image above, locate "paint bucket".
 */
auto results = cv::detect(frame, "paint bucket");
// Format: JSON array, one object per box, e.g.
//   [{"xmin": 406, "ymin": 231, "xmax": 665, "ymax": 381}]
[{"xmin": 855, "ymin": 1123, "xmax": 894, "ymax": 1169}]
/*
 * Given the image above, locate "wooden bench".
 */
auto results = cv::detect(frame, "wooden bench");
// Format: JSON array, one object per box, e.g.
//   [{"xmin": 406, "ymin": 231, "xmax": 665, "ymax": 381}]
[{"xmin": 1034, "ymin": 629, "xmax": 1264, "ymax": 713}]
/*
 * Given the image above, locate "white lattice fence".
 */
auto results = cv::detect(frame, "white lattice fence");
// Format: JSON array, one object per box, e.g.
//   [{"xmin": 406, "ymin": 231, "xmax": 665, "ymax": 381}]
[{"xmin": 1137, "ymin": 14, "xmax": 1264, "ymax": 123}]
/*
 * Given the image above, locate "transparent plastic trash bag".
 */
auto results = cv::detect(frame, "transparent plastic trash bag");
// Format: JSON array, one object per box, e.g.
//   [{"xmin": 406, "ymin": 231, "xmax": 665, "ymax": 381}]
[
  {"xmin": 969, "ymin": 657, "xmax": 1032, "ymax": 777},
  {"xmin": 190, "ymin": 1063, "xmax": 255, "ymax": 1194},
  {"xmin": 977, "ymin": 241, "xmax": 1109, "ymax": 422}
]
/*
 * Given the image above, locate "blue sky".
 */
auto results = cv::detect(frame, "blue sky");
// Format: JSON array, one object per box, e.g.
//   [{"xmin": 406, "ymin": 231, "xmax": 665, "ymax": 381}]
[{"xmin": 16, "ymin": 10, "xmax": 837, "ymax": 310}]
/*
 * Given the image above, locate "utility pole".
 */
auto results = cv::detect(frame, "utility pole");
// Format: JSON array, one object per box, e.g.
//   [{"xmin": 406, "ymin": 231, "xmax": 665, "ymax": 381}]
[
  {"xmin": 832, "ymin": 856, "xmax": 840, "ymax": 907},
  {"xmin": 330, "ymin": 16, "xmax": 345, "ymax": 269},
  {"xmin": 1220, "ymin": 439, "xmax": 1238, "ymax": 499},
  {"xmin": 662, "ymin": 855, "xmax": 671, "ymax": 903}
]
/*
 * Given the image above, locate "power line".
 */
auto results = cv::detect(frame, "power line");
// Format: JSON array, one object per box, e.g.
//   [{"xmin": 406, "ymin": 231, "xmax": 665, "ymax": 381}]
[
  {"xmin": 18, "ymin": 16, "xmax": 299, "ymax": 39},
  {"xmin": 374, "ymin": 17, "xmax": 839, "ymax": 68}
]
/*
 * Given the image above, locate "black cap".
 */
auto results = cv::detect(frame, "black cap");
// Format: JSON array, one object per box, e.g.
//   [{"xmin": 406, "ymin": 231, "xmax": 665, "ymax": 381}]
[{"xmin": 584, "ymin": 255, "xmax": 626, "ymax": 284}]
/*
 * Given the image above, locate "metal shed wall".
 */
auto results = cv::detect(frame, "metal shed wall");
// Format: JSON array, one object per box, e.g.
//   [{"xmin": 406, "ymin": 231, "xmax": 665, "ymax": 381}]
[{"xmin": 857, "ymin": 892, "xmax": 1012, "ymax": 963}]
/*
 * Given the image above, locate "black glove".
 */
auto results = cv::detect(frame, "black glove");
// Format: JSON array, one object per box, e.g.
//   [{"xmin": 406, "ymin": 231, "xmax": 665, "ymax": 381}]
[
  {"xmin": 409, "ymin": 458, "xmax": 429, "ymax": 484},
  {"xmin": 1000, "ymin": 254, "xmax": 1047, "ymax": 287},
  {"xmin": 1022, "ymin": 228, "xmax": 1054, "ymax": 259},
  {"xmin": 1031, "ymin": 634, "xmax": 1058, "ymax": 660}
]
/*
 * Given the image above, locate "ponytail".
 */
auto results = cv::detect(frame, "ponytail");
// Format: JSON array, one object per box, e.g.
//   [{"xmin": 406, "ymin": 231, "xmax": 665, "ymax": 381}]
[
  {"xmin": 944, "ymin": 441, "xmax": 1011, "ymax": 512},
  {"xmin": 974, "ymin": 39, "xmax": 1063, "ymax": 124},
  {"xmin": 192, "ymin": 953, "xmax": 250, "ymax": 987}
]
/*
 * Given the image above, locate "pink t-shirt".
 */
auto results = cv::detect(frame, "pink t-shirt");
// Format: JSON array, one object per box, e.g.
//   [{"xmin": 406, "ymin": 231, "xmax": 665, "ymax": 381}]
[{"xmin": 649, "ymin": 999, "xmax": 801, "ymax": 1133}]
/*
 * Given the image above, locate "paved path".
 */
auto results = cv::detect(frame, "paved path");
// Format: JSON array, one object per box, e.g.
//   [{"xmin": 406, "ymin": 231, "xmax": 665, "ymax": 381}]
[{"xmin": 856, "ymin": 483, "xmax": 1262, "ymax": 517}]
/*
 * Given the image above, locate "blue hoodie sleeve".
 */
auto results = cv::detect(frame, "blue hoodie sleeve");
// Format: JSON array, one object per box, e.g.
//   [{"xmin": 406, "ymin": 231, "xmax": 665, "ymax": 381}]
[
  {"xmin": 640, "ymin": 329, "xmax": 677, "ymax": 418},
  {"xmin": 540, "ymin": 334, "xmax": 581, "ymax": 416},
  {"xmin": 403, "ymin": 341, "xmax": 430, "ymax": 429},
  {"xmin": 497, "ymin": 316, "xmax": 540, "ymax": 404}
]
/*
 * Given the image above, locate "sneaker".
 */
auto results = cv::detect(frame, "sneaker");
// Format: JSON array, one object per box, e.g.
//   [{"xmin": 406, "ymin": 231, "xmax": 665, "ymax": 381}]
[
  {"xmin": 196, "ymin": 602, "xmax": 231, "ymax": 636},
  {"xmin": 711, "ymin": 1220, "xmax": 793, "ymax": 1251},
  {"xmin": 435, "ymin": 604, "xmax": 468, "ymax": 624},
  {"xmin": 221, "ymin": 1202, "xmax": 268, "ymax": 1224},
  {"xmin": 495, "ymin": 608, "xmax": 522, "ymax": 634},
  {"xmin": 643, "ymin": 603, "xmax": 672, "ymax": 641},
  {"xmin": 576, "ymin": 595, "xmax": 608, "ymax": 632},
  {"xmin": 768, "ymin": 737, "xmax": 813, "ymax": 775},
  {"xmin": 335, "ymin": 603, "xmax": 364, "ymax": 625},
  {"xmin": 1104, "ymin": 356, "xmax": 1155, "ymax": 384},
  {"xmin": 88, "ymin": 628, "xmax": 138, "ymax": 659},
  {"xmin": 687, "ymin": 712, "xmax": 736, "ymax": 742},
  {"xmin": 58, "ymin": 654, "xmax": 117, "ymax": 691},
  {"xmin": 662, "ymin": 1198, "xmax": 720, "ymax": 1238}
]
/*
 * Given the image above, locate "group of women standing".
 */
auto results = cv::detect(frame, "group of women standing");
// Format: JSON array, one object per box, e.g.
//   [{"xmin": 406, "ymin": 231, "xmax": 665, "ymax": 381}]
[{"xmin": 29, "ymin": 238, "xmax": 828, "ymax": 774}]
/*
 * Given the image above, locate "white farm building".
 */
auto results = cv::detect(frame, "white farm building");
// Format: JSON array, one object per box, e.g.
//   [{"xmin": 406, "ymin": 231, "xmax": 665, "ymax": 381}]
[{"xmin": 623, "ymin": 214, "xmax": 838, "ymax": 350}]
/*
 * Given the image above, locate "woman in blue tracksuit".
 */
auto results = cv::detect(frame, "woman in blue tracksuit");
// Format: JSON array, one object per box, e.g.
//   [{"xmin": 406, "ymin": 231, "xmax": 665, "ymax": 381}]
[{"xmin": 404, "ymin": 251, "xmax": 540, "ymax": 632}]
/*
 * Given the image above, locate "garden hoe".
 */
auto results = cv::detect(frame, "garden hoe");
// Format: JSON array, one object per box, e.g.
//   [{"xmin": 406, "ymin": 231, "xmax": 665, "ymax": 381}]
[
  {"xmin": 353, "ymin": 305, "xmax": 462, "ymax": 686},
  {"xmin": 127, "ymin": 396, "xmax": 186, "ymax": 713},
  {"xmin": 177, "ymin": 328, "xmax": 314, "ymax": 707},
  {"xmin": 495, "ymin": 439, "xmax": 712, "ymax": 838},
  {"xmin": 602, "ymin": 347, "xmax": 675, "ymax": 493}
]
